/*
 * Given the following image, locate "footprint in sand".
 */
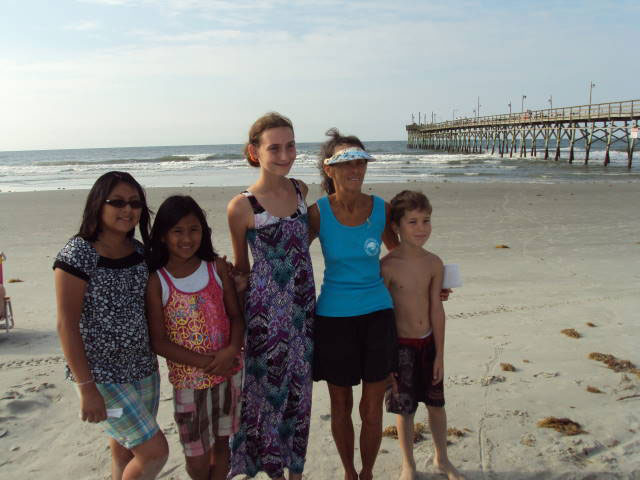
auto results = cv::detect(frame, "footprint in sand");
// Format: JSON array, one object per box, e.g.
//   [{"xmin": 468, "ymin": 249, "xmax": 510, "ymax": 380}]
[{"xmin": 2, "ymin": 397, "xmax": 52, "ymax": 416}]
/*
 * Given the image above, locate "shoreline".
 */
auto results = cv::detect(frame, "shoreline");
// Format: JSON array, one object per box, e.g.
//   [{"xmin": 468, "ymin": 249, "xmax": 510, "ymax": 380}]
[
  {"xmin": 1, "ymin": 181, "xmax": 639, "ymax": 479},
  {"xmin": 2, "ymin": 141, "xmax": 639, "ymax": 194},
  {"xmin": 2, "ymin": 173, "xmax": 640, "ymax": 194}
]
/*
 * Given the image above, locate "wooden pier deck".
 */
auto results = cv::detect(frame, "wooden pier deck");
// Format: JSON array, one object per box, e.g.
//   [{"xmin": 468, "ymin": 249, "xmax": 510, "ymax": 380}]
[{"xmin": 407, "ymin": 99, "xmax": 640, "ymax": 167}]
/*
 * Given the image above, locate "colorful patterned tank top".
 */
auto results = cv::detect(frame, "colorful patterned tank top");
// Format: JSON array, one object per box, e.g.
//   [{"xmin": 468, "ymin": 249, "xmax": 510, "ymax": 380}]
[{"xmin": 159, "ymin": 261, "xmax": 241, "ymax": 389}]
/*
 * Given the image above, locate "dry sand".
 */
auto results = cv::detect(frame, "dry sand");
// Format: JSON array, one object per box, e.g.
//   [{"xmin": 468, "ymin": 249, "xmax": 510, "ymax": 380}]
[{"xmin": 1, "ymin": 181, "xmax": 639, "ymax": 479}]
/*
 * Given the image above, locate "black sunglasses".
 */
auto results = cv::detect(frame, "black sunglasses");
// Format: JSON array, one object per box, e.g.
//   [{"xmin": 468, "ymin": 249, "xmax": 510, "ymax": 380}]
[{"xmin": 105, "ymin": 198, "xmax": 145, "ymax": 209}]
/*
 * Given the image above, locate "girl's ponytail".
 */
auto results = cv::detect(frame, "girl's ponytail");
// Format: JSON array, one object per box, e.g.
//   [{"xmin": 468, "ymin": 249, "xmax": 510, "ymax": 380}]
[{"xmin": 318, "ymin": 128, "xmax": 366, "ymax": 195}]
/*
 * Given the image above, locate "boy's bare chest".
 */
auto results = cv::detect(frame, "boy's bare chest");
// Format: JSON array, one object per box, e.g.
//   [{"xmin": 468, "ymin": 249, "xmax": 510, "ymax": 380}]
[{"xmin": 392, "ymin": 263, "xmax": 431, "ymax": 295}]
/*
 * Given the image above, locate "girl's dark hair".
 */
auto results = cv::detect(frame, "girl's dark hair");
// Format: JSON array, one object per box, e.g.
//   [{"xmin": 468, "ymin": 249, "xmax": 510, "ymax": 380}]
[
  {"xmin": 317, "ymin": 128, "xmax": 366, "ymax": 194},
  {"xmin": 77, "ymin": 171, "xmax": 151, "ymax": 245},
  {"xmin": 147, "ymin": 195, "xmax": 217, "ymax": 272},
  {"xmin": 244, "ymin": 112, "xmax": 294, "ymax": 167}
]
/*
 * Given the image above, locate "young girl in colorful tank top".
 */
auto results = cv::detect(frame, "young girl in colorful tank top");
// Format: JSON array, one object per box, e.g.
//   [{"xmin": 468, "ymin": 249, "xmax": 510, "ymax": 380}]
[{"xmin": 146, "ymin": 195, "xmax": 245, "ymax": 480}]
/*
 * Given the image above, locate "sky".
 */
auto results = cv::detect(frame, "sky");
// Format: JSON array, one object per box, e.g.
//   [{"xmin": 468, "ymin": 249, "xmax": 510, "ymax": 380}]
[{"xmin": 1, "ymin": 0, "xmax": 639, "ymax": 151}]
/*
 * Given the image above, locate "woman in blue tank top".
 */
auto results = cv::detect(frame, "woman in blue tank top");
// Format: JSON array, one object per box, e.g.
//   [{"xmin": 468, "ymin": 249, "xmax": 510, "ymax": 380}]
[{"xmin": 308, "ymin": 128, "xmax": 399, "ymax": 480}]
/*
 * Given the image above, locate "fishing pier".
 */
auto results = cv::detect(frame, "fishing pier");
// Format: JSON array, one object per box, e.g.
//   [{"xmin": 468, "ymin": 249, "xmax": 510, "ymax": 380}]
[{"xmin": 407, "ymin": 99, "xmax": 640, "ymax": 167}]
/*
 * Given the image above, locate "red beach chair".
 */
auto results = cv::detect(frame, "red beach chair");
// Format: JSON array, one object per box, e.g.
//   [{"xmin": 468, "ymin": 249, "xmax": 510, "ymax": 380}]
[{"xmin": 0, "ymin": 252, "xmax": 14, "ymax": 333}]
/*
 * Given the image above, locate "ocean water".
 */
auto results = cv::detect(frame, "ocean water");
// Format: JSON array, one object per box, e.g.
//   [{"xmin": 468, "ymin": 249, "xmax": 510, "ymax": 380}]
[{"xmin": 0, "ymin": 140, "xmax": 638, "ymax": 193}]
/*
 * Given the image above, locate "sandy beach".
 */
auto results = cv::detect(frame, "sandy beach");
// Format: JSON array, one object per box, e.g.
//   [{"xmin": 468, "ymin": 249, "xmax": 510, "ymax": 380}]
[{"xmin": 1, "ymin": 180, "xmax": 639, "ymax": 479}]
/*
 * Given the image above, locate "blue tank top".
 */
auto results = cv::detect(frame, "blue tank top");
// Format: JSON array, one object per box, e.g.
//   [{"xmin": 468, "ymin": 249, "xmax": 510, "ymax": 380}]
[{"xmin": 316, "ymin": 195, "xmax": 393, "ymax": 317}]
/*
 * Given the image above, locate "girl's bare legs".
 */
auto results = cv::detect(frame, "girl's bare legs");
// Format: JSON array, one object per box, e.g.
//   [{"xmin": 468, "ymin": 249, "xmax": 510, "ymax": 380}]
[
  {"xmin": 396, "ymin": 413, "xmax": 416, "ymax": 480},
  {"xmin": 327, "ymin": 383, "xmax": 358, "ymax": 480},
  {"xmin": 426, "ymin": 405, "xmax": 465, "ymax": 480},
  {"xmin": 358, "ymin": 379, "xmax": 387, "ymax": 480},
  {"xmin": 210, "ymin": 436, "xmax": 230, "ymax": 480},
  {"xmin": 110, "ymin": 439, "xmax": 134, "ymax": 480},
  {"xmin": 121, "ymin": 431, "xmax": 169, "ymax": 480},
  {"xmin": 182, "ymin": 453, "xmax": 210, "ymax": 480}
]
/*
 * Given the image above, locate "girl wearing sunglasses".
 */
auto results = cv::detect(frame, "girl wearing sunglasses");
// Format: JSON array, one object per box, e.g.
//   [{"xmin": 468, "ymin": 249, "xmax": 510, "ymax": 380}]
[{"xmin": 54, "ymin": 171, "xmax": 168, "ymax": 479}]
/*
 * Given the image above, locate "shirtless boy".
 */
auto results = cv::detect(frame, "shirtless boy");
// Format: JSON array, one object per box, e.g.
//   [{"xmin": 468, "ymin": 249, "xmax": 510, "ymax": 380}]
[{"xmin": 382, "ymin": 190, "xmax": 464, "ymax": 480}]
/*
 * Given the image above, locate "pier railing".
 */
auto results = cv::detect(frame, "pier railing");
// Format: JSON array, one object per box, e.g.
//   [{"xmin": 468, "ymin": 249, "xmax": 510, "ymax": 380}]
[{"xmin": 409, "ymin": 100, "xmax": 640, "ymax": 131}]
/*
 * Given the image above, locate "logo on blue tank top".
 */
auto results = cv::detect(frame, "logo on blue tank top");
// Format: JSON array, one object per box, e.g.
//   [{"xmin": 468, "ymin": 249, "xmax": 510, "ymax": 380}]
[{"xmin": 364, "ymin": 238, "xmax": 380, "ymax": 256}]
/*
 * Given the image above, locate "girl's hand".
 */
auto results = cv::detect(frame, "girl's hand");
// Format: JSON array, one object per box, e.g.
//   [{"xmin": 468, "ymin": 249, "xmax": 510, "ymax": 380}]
[
  {"xmin": 196, "ymin": 351, "xmax": 216, "ymax": 370},
  {"xmin": 203, "ymin": 346, "xmax": 238, "ymax": 377},
  {"xmin": 78, "ymin": 383, "xmax": 107, "ymax": 423},
  {"xmin": 432, "ymin": 355, "xmax": 444, "ymax": 385},
  {"xmin": 221, "ymin": 255, "xmax": 233, "ymax": 276},
  {"xmin": 221, "ymin": 255, "xmax": 248, "ymax": 293},
  {"xmin": 232, "ymin": 271, "xmax": 248, "ymax": 293},
  {"xmin": 440, "ymin": 289, "xmax": 452, "ymax": 301}
]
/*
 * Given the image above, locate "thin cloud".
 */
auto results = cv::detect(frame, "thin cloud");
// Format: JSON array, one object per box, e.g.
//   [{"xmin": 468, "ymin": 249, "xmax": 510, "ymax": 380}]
[
  {"xmin": 64, "ymin": 20, "xmax": 100, "ymax": 31},
  {"xmin": 77, "ymin": 0, "xmax": 132, "ymax": 5},
  {"xmin": 129, "ymin": 29, "xmax": 244, "ymax": 43}
]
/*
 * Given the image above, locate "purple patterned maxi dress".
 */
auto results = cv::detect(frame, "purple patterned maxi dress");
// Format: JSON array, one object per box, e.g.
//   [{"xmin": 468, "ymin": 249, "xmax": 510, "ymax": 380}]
[{"xmin": 229, "ymin": 179, "xmax": 315, "ymax": 479}]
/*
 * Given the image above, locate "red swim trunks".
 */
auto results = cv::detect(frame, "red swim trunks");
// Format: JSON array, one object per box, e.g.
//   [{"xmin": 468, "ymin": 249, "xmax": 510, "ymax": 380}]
[{"xmin": 385, "ymin": 335, "xmax": 445, "ymax": 415}]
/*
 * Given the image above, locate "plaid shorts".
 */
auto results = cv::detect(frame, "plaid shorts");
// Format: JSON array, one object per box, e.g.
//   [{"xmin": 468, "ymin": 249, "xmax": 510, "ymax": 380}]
[
  {"xmin": 95, "ymin": 370, "xmax": 161, "ymax": 449},
  {"xmin": 173, "ymin": 370, "xmax": 242, "ymax": 457}
]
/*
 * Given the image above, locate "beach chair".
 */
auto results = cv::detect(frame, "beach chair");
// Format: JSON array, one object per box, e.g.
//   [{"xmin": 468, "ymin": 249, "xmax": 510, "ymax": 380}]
[
  {"xmin": 0, "ymin": 252, "xmax": 13, "ymax": 333},
  {"xmin": 1, "ymin": 296, "xmax": 14, "ymax": 333}
]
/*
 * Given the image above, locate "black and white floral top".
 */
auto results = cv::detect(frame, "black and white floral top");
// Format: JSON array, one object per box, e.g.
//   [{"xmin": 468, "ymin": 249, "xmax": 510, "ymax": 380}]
[{"xmin": 54, "ymin": 236, "xmax": 158, "ymax": 384}]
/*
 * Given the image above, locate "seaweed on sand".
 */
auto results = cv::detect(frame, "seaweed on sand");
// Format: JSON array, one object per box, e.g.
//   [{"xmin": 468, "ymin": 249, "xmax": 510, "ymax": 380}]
[
  {"xmin": 382, "ymin": 425, "xmax": 397, "ymax": 438},
  {"xmin": 588, "ymin": 352, "xmax": 640, "ymax": 378},
  {"xmin": 447, "ymin": 427, "xmax": 466, "ymax": 438},
  {"xmin": 537, "ymin": 417, "xmax": 586, "ymax": 436},
  {"xmin": 561, "ymin": 328, "xmax": 581, "ymax": 338},
  {"xmin": 382, "ymin": 423, "xmax": 429, "ymax": 443}
]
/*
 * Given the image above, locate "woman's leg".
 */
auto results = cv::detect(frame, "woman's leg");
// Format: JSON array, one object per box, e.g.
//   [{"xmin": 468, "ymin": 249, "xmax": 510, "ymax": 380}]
[
  {"xmin": 327, "ymin": 383, "xmax": 358, "ymax": 480},
  {"xmin": 358, "ymin": 379, "xmax": 388, "ymax": 480}
]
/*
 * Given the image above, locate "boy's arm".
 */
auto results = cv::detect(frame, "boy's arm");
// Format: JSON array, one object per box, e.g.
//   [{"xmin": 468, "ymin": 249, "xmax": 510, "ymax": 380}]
[
  {"xmin": 429, "ymin": 256, "xmax": 446, "ymax": 385},
  {"xmin": 146, "ymin": 273, "xmax": 212, "ymax": 369},
  {"xmin": 205, "ymin": 257, "xmax": 245, "ymax": 377}
]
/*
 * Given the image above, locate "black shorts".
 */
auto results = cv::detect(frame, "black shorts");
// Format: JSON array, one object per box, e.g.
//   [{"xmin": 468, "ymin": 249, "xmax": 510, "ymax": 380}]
[
  {"xmin": 313, "ymin": 308, "xmax": 397, "ymax": 387},
  {"xmin": 385, "ymin": 336, "xmax": 445, "ymax": 415}
]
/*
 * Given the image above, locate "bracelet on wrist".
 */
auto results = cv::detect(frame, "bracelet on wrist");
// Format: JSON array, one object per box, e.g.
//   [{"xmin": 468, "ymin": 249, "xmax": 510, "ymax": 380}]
[{"xmin": 76, "ymin": 375, "xmax": 95, "ymax": 386}]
